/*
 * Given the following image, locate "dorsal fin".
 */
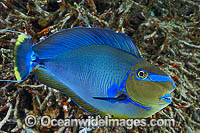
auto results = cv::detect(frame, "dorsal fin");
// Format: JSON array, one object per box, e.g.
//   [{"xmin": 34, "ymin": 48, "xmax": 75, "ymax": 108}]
[{"xmin": 33, "ymin": 27, "xmax": 141, "ymax": 59}]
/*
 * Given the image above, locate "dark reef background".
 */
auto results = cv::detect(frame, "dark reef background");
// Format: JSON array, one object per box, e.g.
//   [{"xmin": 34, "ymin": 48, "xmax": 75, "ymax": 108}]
[{"xmin": 0, "ymin": 0, "xmax": 199, "ymax": 132}]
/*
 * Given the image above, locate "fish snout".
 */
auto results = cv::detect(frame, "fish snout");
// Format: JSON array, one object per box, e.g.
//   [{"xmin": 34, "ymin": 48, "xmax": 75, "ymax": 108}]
[
  {"xmin": 158, "ymin": 77, "xmax": 175, "ymax": 104},
  {"xmin": 155, "ymin": 76, "xmax": 175, "ymax": 94}
]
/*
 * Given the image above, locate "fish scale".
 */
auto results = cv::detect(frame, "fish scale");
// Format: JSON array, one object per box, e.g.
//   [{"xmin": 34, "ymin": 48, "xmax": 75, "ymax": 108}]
[{"xmin": 42, "ymin": 45, "xmax": 135, "ymax": 99}]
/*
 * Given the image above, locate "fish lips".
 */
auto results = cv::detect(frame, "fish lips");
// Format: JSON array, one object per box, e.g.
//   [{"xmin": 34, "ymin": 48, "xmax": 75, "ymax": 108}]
[{"xmin": 160, "ymin": 93, "xmax": 172, "ymax": 104}]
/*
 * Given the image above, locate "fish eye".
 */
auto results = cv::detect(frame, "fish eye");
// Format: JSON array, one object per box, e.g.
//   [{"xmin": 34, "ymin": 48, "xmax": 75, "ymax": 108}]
[{"xmin": 136, "ymin": 69, "xmax": 148, "ymax": 79}]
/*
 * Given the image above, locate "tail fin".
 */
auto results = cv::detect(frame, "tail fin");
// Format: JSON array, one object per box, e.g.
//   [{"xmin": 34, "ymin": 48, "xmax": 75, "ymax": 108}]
[{"xmin": 0, "ymin": 29, "xmax": 36, "ymax": 82}]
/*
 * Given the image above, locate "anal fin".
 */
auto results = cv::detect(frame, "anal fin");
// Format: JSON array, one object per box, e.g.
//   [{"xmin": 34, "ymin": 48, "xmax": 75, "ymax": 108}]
[{"xmin": 35, "ymin": 67, "xmax": 105, "ymax": 115}]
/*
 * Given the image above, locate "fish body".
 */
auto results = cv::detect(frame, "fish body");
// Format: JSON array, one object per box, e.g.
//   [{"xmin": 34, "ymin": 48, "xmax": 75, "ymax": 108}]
[{"xmin": 0, "ymin": 27, "xmax": 175, "ymax": 118}]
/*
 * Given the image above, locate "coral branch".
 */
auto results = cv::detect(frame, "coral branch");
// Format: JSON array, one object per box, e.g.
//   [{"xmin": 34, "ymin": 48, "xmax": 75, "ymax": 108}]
[{"xmin": 0, "ymin": 103, "xmax": 12, "ymax": 129}]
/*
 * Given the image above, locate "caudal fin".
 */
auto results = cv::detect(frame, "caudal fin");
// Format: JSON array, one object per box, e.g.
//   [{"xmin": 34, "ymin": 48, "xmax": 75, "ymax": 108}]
[{"xmin": 0, "ymin": 29, "xmax": 36, "ymax": 82}]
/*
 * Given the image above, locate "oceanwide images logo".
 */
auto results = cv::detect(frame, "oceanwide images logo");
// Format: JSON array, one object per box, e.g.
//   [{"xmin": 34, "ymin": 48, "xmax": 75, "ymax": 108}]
[{"xmin": 25, "ymin": 115, "xmax": 175, "ymax": 129}]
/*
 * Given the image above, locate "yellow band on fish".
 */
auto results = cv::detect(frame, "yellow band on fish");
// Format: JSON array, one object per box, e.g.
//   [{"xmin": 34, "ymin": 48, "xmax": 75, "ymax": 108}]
[
  {"xmin": 14, "ymin": 34, "xmax": 29, "ymax": 81},
  {"xmin": 16, "ymin": 34, "xmax": 28, "ymax": 46}
]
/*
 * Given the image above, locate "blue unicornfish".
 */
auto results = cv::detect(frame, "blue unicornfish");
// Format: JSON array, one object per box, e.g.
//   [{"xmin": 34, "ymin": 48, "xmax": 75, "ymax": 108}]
[{"xmin": 0, "ymin": 27, "xmax": 175, "ymax": 118}]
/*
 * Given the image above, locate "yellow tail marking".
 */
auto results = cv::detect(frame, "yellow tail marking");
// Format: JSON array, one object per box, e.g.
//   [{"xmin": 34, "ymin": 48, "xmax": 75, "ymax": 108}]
[{"xmin": 14, "ymin": 34, "xmax": 28, "ymax": 80}]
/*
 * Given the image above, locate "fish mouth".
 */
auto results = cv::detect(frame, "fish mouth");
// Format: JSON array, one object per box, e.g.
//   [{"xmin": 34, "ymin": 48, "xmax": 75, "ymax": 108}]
[{"xmin": 160, "ymin": 93, "xmax": 172, "ymax": 104}]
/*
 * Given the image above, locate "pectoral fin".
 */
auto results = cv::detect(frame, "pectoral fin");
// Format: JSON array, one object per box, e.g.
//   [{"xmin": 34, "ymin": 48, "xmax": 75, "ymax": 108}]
[{"xmin": 93, "ymin": 94, "xmax": 128, "ymax": 103}]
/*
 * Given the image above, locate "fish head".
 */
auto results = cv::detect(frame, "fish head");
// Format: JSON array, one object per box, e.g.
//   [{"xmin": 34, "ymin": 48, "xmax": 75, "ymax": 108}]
[{"xmin": 125, "ymin": 60, "xmax": 175, "ymax": 107}]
